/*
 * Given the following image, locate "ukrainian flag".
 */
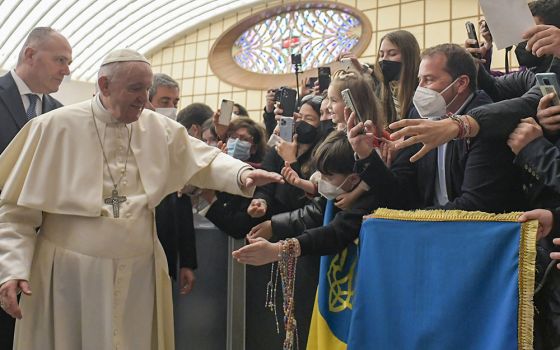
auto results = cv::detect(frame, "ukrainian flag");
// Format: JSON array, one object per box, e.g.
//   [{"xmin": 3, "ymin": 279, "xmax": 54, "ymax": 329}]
[
  {"xmin": 307, "ymin": 200, "xmax": 357, "ymax": 350},
  {"xmin": 347, "ymin": 209, "xmax": 537, "ymax": 350}
]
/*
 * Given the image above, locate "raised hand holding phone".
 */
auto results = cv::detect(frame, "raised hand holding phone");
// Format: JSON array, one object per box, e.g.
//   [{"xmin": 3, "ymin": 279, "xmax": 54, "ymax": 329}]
[{"xmin": 218, "ymin": 99, "xmax": 234, "ymax": 126}]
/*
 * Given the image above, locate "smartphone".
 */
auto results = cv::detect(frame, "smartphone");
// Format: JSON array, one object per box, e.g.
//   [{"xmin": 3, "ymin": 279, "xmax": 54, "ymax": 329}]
[
  {"xmin": 536, "ymin": 73, "xmax": 560, "ymax": 106},
  {"xmin": 219, "ymin": 99, "xmax": 234, "ymax": 126},
  {"xmin": 279, "ymin": 117, "xmax": 294, "ymax": 142},
  {"xmin": 273, "ymin": 88, "xmax": 283, "ymax": 102},
  {"xmin": 465, "ymin": 21, "xmax": 481, "ymax": 59},
  {"xmin": 341, "ymin": 88, "xmax": 364, "ymax": 123},
  {"xmin": 340, "ymin": 58, "xmax": 353, "ymax": 71},
  {"xmin": 318, "ymin": 66, "xmax": 331, "ymax": 92},
  {"xmin": 279, "ymin": 87, "xmax": 297, "ymax": 117}
]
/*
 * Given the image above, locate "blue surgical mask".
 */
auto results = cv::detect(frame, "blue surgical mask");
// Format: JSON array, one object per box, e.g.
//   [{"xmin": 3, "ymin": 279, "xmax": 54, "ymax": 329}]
[{"xmin": 226, "ymin": 138, "xmax": 252, "ymax": 161}]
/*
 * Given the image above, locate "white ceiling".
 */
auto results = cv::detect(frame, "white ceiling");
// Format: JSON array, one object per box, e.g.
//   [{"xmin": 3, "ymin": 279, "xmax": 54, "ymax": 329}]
[{"xmin": 0, "ymin": 0, "xmax": 263, "ymax": 82}]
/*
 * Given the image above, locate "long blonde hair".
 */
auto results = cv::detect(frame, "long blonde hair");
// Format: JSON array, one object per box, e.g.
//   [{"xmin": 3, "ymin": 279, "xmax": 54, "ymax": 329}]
[{"xmin": 330, "ymin": 70, "xmax": 384, "ymax": 137}]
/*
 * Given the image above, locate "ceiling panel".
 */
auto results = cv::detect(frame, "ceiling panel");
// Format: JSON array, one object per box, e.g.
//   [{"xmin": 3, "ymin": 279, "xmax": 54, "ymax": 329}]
[{"xmin": 0, "ymin": 0, "xmax": 263, "ymax": 81}]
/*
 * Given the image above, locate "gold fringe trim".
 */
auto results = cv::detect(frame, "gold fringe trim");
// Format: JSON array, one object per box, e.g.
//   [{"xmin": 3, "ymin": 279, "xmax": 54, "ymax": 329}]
[
  {"xmin": 367, "ymin": 208, "xmax": 536, "ymax": 349},
  {"xmin": 369, "ymin": 208, "xmax": 523, "ymax": 222},
  {"xmin": 518, "ymin": 219, "xmax": 537, "ymax": 350}
]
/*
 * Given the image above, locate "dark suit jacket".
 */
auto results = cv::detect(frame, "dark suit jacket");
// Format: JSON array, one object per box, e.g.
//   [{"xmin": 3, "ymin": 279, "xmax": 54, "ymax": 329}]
[
  {"xmin": 358, "ymin": 90, "xmax": 527, "ymax": 213},
  {"xmin": 155, "ymin": 193, "xmax": 197, "ymax": 280},
  {"xmin": 0, "ymin": 72, "xmax": 62, "ymax": 350},
  {"xmin": 0, "ymin": 72, "xmax": 63, "ymax": 154}
]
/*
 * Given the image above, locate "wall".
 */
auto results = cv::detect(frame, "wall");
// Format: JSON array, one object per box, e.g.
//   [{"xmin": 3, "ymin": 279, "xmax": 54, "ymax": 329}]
[
  {"xmin": 0, "ymin": 69, "xmax": 96, "ymax": 105},
  {"xmin": 147, "ymin": 0, "xmax": 517, "ymax": 121}
]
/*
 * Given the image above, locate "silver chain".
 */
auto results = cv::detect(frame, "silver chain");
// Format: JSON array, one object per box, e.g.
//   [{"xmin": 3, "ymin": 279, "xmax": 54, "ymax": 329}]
[{"xmin": 90, "ymin": 100, "xmax": 133, "ymax": 191}]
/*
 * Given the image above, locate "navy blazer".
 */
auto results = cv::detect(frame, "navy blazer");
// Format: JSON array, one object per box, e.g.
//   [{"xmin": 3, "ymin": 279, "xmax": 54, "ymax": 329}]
[{"xmin": 0, "ymin": 72, "xmax": 63, "ymax": 154}]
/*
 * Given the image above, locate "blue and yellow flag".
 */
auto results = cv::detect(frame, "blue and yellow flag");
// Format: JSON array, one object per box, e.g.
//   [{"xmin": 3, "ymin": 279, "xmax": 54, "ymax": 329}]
[
  {"xmin": 307, "ymin": 200, "xmax": 357, "ymax": 350},
  {"xmin": 347, "ymin": 209, "xmax": 537, "ymax": 350}
]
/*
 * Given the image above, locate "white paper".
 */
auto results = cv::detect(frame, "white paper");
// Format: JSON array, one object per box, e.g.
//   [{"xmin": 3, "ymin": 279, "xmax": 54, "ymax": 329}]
[{"xmin": 479, "ymin": 0, "xmax": 535, "ymax": 49}]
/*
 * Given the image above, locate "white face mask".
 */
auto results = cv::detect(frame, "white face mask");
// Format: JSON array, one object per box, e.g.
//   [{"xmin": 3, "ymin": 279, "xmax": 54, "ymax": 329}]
[
  {"xmin": 155, "ymin": 107, "xmax": 177, "ymax": 120},
  {"xmin": 317, "ymin": 175, "xmax": 355, "ymax": 200},
  {"xmin": 412, "ymin": 78, "xmax": 459, "ymax": 118}
]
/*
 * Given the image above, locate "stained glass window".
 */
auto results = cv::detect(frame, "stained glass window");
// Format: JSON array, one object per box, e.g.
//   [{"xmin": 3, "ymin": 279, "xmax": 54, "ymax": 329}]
[{"xmin": 232, "ymin": 9, "xmax": 362, "ymax": 74}]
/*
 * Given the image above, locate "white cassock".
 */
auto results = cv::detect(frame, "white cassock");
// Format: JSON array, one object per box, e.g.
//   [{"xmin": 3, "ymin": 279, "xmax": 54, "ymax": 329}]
[{"xmin": 0, "ymin": 95, "xmax": 254, "ymax": 350}]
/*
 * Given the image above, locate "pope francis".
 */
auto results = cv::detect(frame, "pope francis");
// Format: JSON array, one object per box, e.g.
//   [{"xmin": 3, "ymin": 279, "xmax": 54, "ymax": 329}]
[{"xmin": 0, "ymin": 49, "xmax": 282, "ymax": 350}]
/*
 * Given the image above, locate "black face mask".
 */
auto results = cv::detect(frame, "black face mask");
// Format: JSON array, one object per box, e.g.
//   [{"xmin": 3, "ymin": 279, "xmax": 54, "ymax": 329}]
[
  {"xmin": 318, "ymin": 119, "xmax": 335, "ymax": 135},
  {"xmin": 380, "ymin": 60, "xmax": 402, "ymax": 82},
  {"xmin": 515, "ymin": 41, "xmax": 549, "ymax": 69},
  {"xmin": 295, "ymin": 120, "xmax": 319, "ymax": 144}
]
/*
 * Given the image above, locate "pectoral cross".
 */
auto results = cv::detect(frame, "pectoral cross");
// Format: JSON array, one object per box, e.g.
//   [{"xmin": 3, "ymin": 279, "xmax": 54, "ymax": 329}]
[{"xmin": 104, "ymin": 188, "xmax": 127, "ymax": 218}]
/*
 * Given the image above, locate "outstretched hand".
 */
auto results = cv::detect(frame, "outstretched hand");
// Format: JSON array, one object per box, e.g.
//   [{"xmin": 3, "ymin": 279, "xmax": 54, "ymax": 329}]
[
  {"xmin": 232, "ymin": 238, "xmax": 280, "ymax": 266},
  {"xmin": 247, "ymin": 198, "xmax": 267, "ymax": 218},
  {"xmin": 241, "ymin": 169, "xmax": 284, "ymax": 188},
  {"xmin": 388, "ymin": 118, "xmax": 462, "ymax": 162},
  {"xmin": 247, "ymin": 220, "xmax": 273, "ymax": 240}
]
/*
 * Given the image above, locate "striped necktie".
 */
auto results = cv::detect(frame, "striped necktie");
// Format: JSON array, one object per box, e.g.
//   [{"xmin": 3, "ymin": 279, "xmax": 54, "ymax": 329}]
[{"xmin": 26, "ymin": 93, "xmax": 39, "ymax": 120}]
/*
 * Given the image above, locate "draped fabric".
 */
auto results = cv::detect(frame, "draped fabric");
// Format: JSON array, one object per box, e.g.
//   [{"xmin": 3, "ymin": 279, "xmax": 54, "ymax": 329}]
[
  {"xmin": 307, "ymin": 200, "xmax": 357, "ymax": 349},
  {"xmin": 347, "ymin": 209, "xmax": 537, "ymax": 350}
]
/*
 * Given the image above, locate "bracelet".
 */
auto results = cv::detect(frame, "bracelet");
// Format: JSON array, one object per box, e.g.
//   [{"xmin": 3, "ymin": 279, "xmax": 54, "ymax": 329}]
[{"xmin": 449, "ymin": 114, "xmax": 471, "ymax": 140}]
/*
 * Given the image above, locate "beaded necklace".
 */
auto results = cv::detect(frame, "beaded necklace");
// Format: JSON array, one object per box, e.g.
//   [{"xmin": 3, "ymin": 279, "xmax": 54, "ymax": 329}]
[{"xmin": 266, "ymin": 238, "xmax": 300, "ymax": 350}]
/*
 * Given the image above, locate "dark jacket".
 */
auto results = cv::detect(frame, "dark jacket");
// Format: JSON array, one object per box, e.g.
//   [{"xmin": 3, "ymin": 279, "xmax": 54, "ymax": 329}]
[
  {"xmin": 477, "ymin": 64, "xmax": 536, "ymax": 103},
  {"xmin": 0, "ymin": 71, "xmax": 63, "ymax": 350},
  {"xmin": 358, "ymin": 90, "xmax": 527, "ymax": 213},
  {"xmin": 470, "ymin": 59, "xmax": 560, "ymax": 142},
  {"xmin": 155, "ymin": 193, "xmax": 197, "ymax": 280},
  {"xmin": 514, "ymin": 136, "xmax": 560, "ymax": 350},
  {"xmin": 205, "ymin": 192, "xmax": 265, "ymax": 239},
  {"xmin": 515, "ymin": 136, "xmax": 560, "ymax": 240},
  {"xmin": 0, "ymin": 72, "xmax": 63, "ymax": 154},
  {"xmin": 270, "ymin": 192, "xmax": 379, "ymax": 256}
]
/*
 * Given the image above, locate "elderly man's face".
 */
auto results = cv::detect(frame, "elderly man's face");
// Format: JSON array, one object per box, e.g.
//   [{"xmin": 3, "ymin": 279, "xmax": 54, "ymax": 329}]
[
  {"xmin": 101, "ymin": 62, "xmax": 153, "ymax": 123},
  {"xmin": 28, "ymin": 33, "xmax": 72, "ymax": 93}
]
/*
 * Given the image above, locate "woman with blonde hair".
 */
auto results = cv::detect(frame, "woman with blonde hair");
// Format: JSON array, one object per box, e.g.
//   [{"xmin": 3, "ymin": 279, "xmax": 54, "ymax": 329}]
[{"xmin": 326, "ymin": 69, "xmax": 385, "ymax": 136}]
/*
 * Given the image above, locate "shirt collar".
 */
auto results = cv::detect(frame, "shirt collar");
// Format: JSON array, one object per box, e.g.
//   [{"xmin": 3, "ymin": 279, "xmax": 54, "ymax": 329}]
[
  {"xmin": 93, "ymin": 93, "xmax": 121, "ymax": 124},
  {"xmin": 10, "ymin": 70, "xmax": 44, "ymax": 102},
  {"xmin": 452, "ymin": 93, "xmax": 474, "ymax": 115}
]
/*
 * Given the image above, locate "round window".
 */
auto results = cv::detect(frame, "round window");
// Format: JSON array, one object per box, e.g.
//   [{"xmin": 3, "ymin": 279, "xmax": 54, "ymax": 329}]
[{"xmin": 209, "ymin": 2, "xmax": 372, "ymax": 90}]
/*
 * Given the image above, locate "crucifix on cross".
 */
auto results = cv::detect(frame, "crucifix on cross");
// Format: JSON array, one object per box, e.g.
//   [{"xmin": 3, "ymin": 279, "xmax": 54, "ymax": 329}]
[{"xmin": 104, "ymin": 188, "xmax": 127, "ymax": 218}]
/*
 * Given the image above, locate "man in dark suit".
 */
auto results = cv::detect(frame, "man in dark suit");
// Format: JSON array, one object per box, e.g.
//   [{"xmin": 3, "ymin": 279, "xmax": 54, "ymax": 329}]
[
  {"xmin": 352, "ymin": 43, "xmax": 526, "ymax": 213},
  {"xmin": 0, "ymin": 27, "xmax": 71, "ymax": 154},
  {"xmin": 0, "ymin": 27, "xmax": 71, "ymax": 350},
  {"xmin": 148, "ymin": 73, "xmax": 197, "ymax": 294}
]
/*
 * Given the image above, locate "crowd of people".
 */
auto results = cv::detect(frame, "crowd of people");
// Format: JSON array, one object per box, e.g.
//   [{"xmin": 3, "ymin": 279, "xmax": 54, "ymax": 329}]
[{"xmin": 1, "ymin": 0, "xmax": 560, "ymax": 349}]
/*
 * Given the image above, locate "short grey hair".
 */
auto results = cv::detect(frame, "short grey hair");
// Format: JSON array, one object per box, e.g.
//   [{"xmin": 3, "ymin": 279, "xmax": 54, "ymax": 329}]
[
  {"xmin": 149, "ymin": 73, "xmax": 179, "ymax": 101},
  {"xmin": 17, "ymin": 27, "xmax": 58, "ymax": 66}
]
